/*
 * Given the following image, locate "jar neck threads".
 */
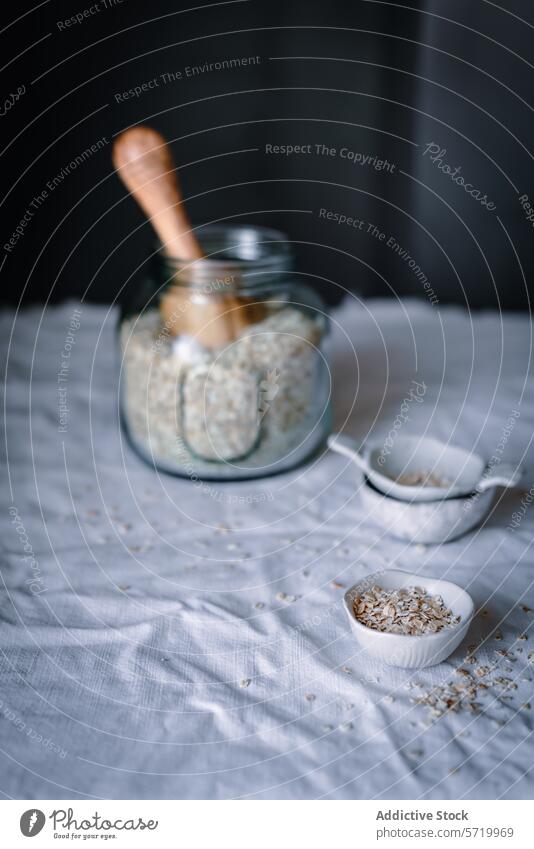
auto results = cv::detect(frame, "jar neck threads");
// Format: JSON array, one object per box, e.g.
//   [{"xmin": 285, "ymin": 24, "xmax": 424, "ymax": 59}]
[{"xmin": 155, "ymin": 224, "xmax": 294, "ymax": 293}]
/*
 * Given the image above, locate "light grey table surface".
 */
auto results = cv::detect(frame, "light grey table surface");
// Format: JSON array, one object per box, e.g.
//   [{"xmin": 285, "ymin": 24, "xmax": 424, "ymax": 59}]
[{"xmin": 1, "ymin": 298, "xmax": 533, "ymax": 800}]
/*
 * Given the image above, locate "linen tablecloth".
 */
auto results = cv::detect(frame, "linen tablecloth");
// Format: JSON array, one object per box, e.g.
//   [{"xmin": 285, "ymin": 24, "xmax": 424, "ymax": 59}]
[{"xmin": 1, "ymin": 297, "xmax": 533, "ymax": 799}]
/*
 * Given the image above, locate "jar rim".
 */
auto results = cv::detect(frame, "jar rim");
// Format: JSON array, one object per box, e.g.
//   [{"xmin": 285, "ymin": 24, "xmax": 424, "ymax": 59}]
[{"xmin": 156, "ymin": 224, "xmax": 294, "ymax": 290}]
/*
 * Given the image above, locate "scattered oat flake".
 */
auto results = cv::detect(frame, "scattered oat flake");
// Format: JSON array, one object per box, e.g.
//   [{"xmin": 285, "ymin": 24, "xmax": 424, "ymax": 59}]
[
  {"xmin": 494, "ymin": 631, "xmax": 503, "ymax": 641},
  {"xmin": 305, "ymin": 693, "xmax": 316, "ymax": 702},
  {"xmin": 518, "ymin": 634, "xmax": 528, "ymax": 641},
  {"xmin": 415, "ymin": 677, "xmax": 485, "ymax": 720},
  {"xmin": 339, "ymin": 721, "xmax": 353, "ymax": 732},
  {"xmin": 455, "ymin": 668, "xmax": 471, "ymax": 677},
  {"xmin": 474, "ymin": 667, "xmax": 489, "ymax": 677},
  {"xmin": 331, "ymin": 581, "xmax": 345, "ymax": 589},
  {"xmin": 521, "ymin": 703, "xmax": 531, "ymax": 710},
  {"xmin": 276, "ymin": 592, "xmax": 296, "ymax": 603},
  {"xmin": 239, "ymin": 678, "xmax": 251, "ymax": 688},
  {"xmin": 254, "ymin": 602, "xmax": 265, "ymax": 610},
  {"xmin": 493, "ymin": 675, "xmax": 512, "ymax": 686},
  {"xmin": 342, "ymin": 666, "xmax": 352, "ymax": 675},
  {"xmin": 118, "ymin": 584, "xmax": 131, "ymax": 591},
  {"xmin": 385, "ymin": 694, "xmax": 395, "ymax": 703},
  {"xmin": 521, "ymin": 605, "xmax": 533, "ymax": 613}
]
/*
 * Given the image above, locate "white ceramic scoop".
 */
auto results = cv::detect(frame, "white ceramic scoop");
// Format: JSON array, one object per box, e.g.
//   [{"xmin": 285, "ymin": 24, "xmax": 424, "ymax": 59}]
[{"xmin": 328, "ymin": 433, "xmax": 523, "ymax": 502}]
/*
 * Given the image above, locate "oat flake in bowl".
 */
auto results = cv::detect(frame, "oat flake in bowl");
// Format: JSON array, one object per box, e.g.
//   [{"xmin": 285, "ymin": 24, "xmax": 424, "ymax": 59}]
[{"xmin": 353, "ymin": 584, "xmax": 461, "ymax": 635}]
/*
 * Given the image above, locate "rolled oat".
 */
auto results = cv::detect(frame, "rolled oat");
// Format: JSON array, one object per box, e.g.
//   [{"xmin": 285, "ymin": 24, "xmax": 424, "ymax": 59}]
[{"xmin": 352, "ymin": 584, "xmax": 460, "ymax": 635}]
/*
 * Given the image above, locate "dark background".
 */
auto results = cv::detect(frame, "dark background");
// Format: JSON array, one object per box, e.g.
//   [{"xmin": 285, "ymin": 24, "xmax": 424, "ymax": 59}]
[{"xmin": 1, "ymin": 0, "xmax": 533, "ymax": 310}]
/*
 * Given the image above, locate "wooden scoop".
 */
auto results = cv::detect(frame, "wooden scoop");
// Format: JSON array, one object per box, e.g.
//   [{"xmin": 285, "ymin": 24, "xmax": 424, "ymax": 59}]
[{"xmin": 112, "ymin": 125, "xmax": 261, "ymax": 348}]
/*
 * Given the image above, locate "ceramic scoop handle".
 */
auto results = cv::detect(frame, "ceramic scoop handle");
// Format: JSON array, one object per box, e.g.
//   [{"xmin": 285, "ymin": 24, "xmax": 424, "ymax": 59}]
[
  {"xmin": 112, "ymin": 125, "xmax": 203, "ymax": 260},
  {"xmin": 477, "ymin": 462, "xmax": 523, "ymax": 491},
  {"xmin": 327, "ymin": 434, "xmax": 371, "ymax": 475}
]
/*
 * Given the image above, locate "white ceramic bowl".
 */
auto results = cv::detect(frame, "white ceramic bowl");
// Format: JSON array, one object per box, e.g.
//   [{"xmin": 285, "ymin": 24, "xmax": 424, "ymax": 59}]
[
  {"xmin": 343, "ymin": 569, "xmax": 474, "ymax": 668},
  {"xmin": 366, "ymin": 434, "xmax": 522, "ymax": 502},
  {"xmin": 360, "ymin": 475, "xmax": 495, "ymax": 544}
]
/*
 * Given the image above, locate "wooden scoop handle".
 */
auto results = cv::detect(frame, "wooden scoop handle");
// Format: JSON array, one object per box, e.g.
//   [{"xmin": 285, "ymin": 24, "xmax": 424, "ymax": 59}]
[
  {"xmin": 112, "ymin": 125, "xmax": 264, "ymax": 349},
  {"xmin": 112, "ymin": 126, "xmax": 203, "ymax": 259}
]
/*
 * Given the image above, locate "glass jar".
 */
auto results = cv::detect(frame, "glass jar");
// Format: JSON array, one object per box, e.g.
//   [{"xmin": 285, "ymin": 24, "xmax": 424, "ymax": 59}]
[{"xmin": 118, "ymin": 225, "xmax": 331, "ymax": 480}]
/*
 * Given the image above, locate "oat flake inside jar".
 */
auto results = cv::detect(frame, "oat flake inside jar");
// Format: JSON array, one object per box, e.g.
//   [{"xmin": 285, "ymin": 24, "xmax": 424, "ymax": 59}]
[{"xmin": 119, "ymin": 225, "xmax": 331, "ymax": 480}]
